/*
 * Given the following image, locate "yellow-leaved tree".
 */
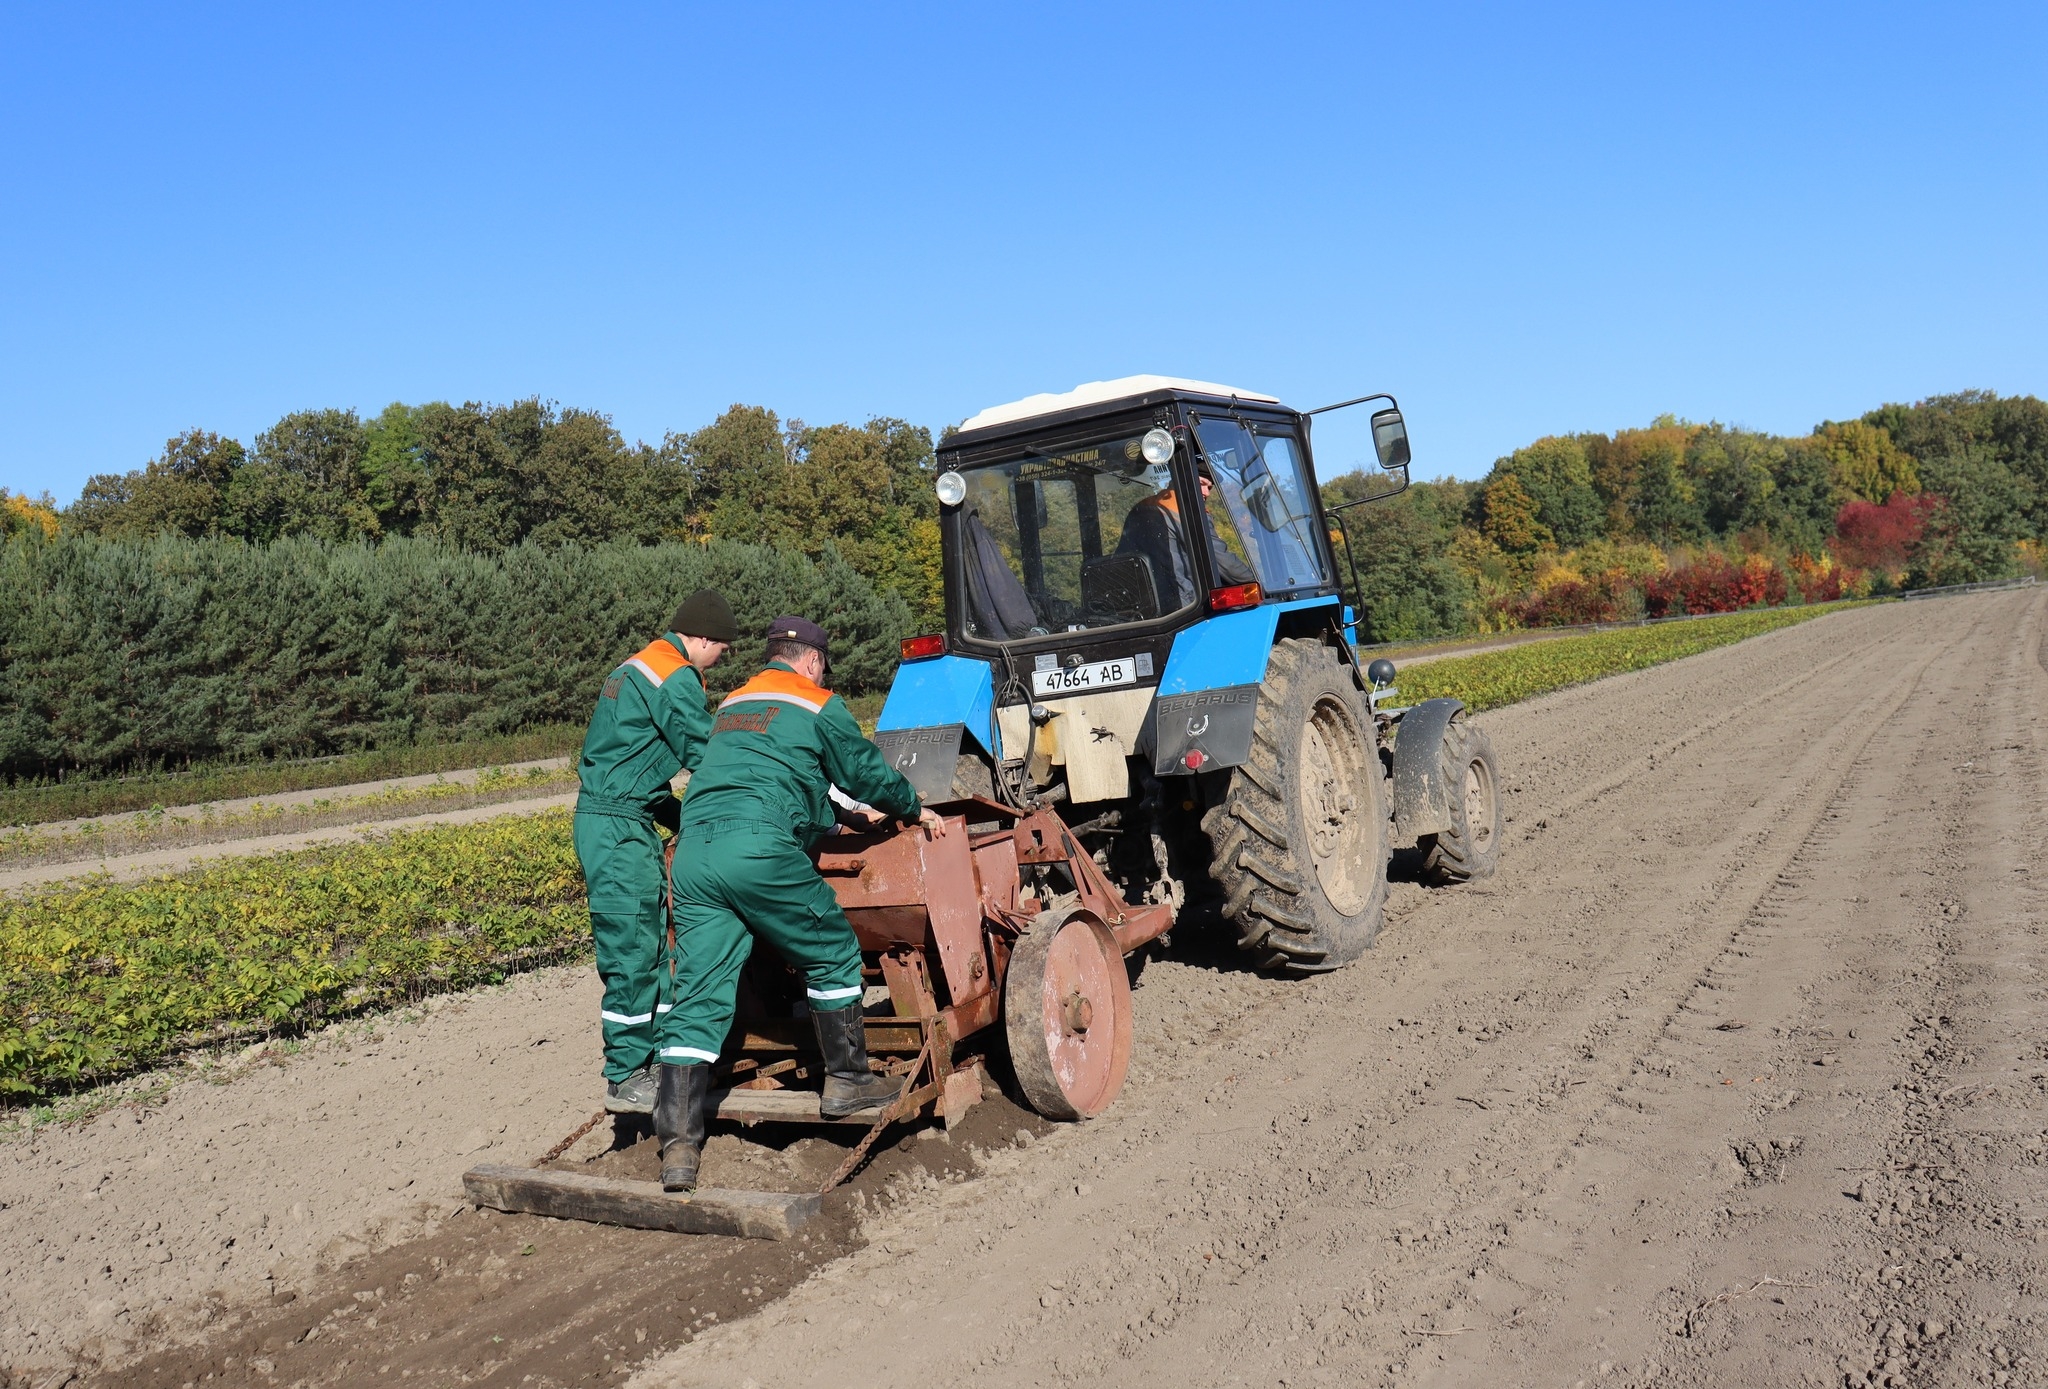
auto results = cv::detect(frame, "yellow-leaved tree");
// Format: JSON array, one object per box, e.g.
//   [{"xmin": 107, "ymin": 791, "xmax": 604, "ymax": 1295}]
[{"xmin": 1811, "ymin": 420, "xmax": 1918, "ymax": 504}]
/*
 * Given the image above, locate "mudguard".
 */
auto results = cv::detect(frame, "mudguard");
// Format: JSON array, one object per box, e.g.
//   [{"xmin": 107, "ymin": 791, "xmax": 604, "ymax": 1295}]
[
  {"xmin": 1148, "ymin": 684, "xmax": 1260, "ymax": 774},
  {"xmin": 1390, "ymin": 697, "xmax": 1465, "ymax": 842},
  {"xmin": 871, "ymin": 724, "xmax": 966, "ymax": 803},
  {"xmin": 875, "ymin": 654, "xmax": 998, "ymax": 759},
  {"xmin": 1146, "ymin": 596, "xmax": 1342, "ymax": 775}
]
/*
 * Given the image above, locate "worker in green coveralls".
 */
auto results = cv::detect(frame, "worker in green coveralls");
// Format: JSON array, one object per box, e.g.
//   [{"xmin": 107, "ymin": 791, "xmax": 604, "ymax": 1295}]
[
  {"xmin": 651, "ymin": 615, "xmax": 945, "ymax": 1191},
  {"xmin": 574, "ymin": 590, "xmax": 737, "ymax": 1115}
]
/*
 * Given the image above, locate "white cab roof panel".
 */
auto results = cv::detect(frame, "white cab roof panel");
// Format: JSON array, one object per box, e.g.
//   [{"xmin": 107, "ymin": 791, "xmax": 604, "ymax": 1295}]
[{"xmin": 959, "ymin": 375, "xmax": 1280, "ymax": 433}]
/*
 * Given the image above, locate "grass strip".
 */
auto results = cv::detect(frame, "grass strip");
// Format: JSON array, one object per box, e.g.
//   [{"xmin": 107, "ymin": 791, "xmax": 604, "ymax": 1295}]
[
  {"xmin": 0, "ymin": 764, "xmax": 575, "ymax": 869},
  {"xmin": 0, "ymin": 724, "xmax": 584, "ymax": 828},
  {"xmin": 0, "ymin": 809, "xmax": 586, "ymax": 1098},
  {"xmin": 4, "ymin": 694, "xmax": 886, "ymax": 829},
  {"xmin": 1395, "ymin": 601, "xmax": 1880, "ymax": 712}
]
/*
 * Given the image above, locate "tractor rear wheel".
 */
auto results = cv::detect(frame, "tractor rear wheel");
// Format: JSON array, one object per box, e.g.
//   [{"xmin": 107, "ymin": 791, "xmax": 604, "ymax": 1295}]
[
  {"xmin": 1202, "ymin": 639, "xmax": 1388, "ymax": 974},
  {"xmin": 948, "ymin": 751, "xmax": 995, "ymax": 801},
  {"xmin": 1417, "ymin": 715, "xmax": 1503, "ymax": 886}
]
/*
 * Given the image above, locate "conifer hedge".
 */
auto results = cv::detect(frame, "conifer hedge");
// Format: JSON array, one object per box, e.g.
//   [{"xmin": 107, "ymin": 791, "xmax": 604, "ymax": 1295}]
[{"xmin": 0, "ymin": 534, "xmax": 909, "ymax": 779}]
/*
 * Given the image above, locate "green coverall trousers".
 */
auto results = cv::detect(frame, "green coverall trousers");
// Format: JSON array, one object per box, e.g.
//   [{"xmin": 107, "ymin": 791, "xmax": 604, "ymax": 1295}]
[
  {"xmin": 659, "ymin": 821, "xmax": 867, "ymax": 1063},
  {"xmin": 572, "ymin": 809, "xmax": 669, "ymax": 1083}
]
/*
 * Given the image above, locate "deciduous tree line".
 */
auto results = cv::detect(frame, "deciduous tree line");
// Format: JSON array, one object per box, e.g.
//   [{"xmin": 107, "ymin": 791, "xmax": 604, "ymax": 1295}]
[
  {"xmin": 1327, "ymin": 390, "xmax": 2047, "ymax": 641},
  {"xmin": 7, "ymin": 387, "xmax": 2042, "ymax": 776},
  {"xmin": 60, "ymin": 400, "xmax": 943, "ymax": 628}
]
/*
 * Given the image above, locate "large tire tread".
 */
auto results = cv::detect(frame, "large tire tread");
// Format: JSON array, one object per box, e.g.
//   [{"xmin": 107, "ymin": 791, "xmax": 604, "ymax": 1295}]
[
  {"xmin": 1418, "ymin": 716, "xmax": 1503, "ymax": 886},
  {"xmin": 1203, "ymin": 639, "xmax": 1389, "ymax": 975}
]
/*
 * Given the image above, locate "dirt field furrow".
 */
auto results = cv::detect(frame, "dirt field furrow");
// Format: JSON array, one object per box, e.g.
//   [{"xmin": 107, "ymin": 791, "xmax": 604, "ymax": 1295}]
[{"xmin": 5, "ymin": 591, "xmax": 2043, "ymax": 1389}]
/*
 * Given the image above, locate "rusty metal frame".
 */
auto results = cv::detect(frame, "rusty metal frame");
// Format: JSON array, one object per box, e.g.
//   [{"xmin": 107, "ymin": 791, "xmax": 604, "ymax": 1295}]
[{"xmin": 719, "ymin": 799, "xmax": 1168, "ymax": 1129}]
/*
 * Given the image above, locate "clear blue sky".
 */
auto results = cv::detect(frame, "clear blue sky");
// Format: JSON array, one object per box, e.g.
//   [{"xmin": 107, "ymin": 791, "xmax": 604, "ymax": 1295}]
[{"xmin": 3, "ymin": 2, "xmax": 2043, "ymax": 503}]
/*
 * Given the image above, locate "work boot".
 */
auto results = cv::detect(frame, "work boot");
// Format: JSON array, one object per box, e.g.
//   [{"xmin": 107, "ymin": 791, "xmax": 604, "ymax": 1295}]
[
  {"xmin": 812, "ymin": 1005, "xmax": 903, "ymax": 1119},
  {"xmin": 653, "ymin": 1063, "xmax": 711, "ymax": 1192},
  {"xmin": 604, "ymin": 1064, "xmax": 657, "ymax": 1116}
]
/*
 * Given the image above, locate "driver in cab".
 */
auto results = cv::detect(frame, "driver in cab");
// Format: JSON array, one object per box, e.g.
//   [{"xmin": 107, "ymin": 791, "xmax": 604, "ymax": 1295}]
[{"xmin": 1116, "ymin": 454, "xmax": 1256, "ymax": 611}]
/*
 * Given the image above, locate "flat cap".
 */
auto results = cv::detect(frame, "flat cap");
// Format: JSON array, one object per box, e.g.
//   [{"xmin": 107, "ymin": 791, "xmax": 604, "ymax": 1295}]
[{"xmin": 669, "ymin": 589, "xmax": 737, "ymax": 644}]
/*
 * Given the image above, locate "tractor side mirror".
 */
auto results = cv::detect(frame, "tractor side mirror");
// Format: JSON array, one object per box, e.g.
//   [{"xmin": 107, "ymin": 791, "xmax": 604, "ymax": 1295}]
[{"xmin": 1370, "ymin": 408, "xmax": 1411, "ymax": 471}]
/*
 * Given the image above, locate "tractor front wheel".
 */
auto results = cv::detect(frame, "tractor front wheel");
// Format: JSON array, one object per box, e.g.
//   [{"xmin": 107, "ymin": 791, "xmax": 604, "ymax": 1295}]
[
  {"xmin": 1202, "ymin": 639, "xmax": 1388, "ymax": 974},
  {"xmin": 1418, "ymin": 715, "xmax": 1503, "ymax": 886}
]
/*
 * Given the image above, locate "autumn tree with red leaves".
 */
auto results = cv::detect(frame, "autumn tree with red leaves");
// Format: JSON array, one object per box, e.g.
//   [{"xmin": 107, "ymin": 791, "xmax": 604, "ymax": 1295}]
[{"xmin": 1830, "ymin": 491, "xmax": 1941, "ymax": 577}]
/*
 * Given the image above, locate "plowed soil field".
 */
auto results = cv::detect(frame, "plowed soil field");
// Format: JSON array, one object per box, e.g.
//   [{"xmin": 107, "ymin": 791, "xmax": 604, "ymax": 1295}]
[{"xmin": 6, "ymin": 589, "xmax": 2044, "ymax": 1389}]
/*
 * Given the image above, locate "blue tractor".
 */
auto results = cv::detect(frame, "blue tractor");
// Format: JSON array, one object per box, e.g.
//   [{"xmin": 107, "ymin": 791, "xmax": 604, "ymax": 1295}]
[{"xmin": 873, "ymin": 376, "xmax": 1502, "ymax": 974}]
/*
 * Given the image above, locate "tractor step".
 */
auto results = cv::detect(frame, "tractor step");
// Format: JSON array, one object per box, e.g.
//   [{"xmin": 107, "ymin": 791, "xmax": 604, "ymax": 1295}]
[{"xmin": 462, "ymin": 1163, "xmax": 820, "ymax": 1240}]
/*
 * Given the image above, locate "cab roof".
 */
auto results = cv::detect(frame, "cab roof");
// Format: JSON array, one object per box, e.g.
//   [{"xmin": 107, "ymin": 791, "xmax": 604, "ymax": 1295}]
[{"xmin": 956, "ymin": 375, "xmax": 1281, "ymax": 435}]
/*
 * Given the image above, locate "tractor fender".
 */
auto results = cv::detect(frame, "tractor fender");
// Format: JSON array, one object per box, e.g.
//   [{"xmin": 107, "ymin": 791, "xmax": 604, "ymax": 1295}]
[
  {"xmin": 876, "ymin": 654, "xmax": 997, "ymax": 759},
  {"xmin": 1390, "ymin": 697, "xmax": 1465, "ymax": 842},
  {"xmin": 1145, "ymin": 596, "xmax": 1343, "ymax": 775},
  {"xmin": 871, "ymin": 723, "xmax": 966, "ymax": 803}
]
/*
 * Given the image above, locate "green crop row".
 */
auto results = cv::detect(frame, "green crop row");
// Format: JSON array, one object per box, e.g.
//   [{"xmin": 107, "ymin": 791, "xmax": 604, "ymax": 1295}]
[
  {"xmin": 1395, "ymin": 601, "xmax": 1880, "ymax": 712},
  {"xmin": 0, "ymin": 809, "xmax": 586, "ymax": 1097}
]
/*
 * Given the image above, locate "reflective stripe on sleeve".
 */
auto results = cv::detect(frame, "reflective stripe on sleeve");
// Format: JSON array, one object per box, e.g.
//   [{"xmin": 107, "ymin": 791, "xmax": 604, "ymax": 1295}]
[{"xmin": 625, "ymin": 655, "xmax": 666, "ymax": 686}]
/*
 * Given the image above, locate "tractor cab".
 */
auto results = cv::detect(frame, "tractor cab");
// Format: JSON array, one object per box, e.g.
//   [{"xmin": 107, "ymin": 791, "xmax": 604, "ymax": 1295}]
[{"xmin": 877, "ymin": 375, "xmax": 1412, "ymax": 813}]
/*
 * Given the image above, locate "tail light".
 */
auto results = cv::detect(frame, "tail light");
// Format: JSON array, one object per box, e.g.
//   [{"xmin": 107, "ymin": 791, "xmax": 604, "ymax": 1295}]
[
  {"xmin": 1207, "ymin": 582, "xmax": 1263, "ymax": 613},
  {"xmin": 899, "ymin": 633, "xmax": 947, "ymax": 661}
]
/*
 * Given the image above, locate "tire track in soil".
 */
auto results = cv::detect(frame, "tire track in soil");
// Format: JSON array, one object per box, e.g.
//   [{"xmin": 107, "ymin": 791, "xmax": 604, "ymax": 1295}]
[
  {"xmin": 1403, "ymin": 588, "xmax": 2048, "ymax": 1387},
  {"xmin": 1808, "ymin": 590, "xmax": 2048, "ymax": 1389},
  {"xmin": 621, "ymin": 592, "xmax": 2043, "ymax": 1389}
]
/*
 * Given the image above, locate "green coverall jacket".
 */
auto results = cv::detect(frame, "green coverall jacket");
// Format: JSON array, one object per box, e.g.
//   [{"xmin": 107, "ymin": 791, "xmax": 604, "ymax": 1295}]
[
  {"xmin": 659, "ymin": 661, "xmax": 922, "ymax": 1062},
  {"xmin": 573, "ymin": 633, "xmax": 713, "ymax": 1080}
]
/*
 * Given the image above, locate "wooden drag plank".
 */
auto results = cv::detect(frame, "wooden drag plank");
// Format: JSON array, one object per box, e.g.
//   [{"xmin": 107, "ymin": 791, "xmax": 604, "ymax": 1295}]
[
  {"xmin": 712, "ymin": 1087, "xmax": 879, "ymax": 1126},
  {"xmin": 462, "ymin": 1164, "xmax": 820, "ymax": 1240}
]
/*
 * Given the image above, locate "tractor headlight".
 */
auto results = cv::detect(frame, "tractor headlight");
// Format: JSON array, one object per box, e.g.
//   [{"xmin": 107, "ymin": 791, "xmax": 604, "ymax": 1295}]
[
  {"xmin": 935, "ymin": 470, "xmax": 967, "ymax": 507},
  {"xmin": 1140, "ymin": 428, "xmax": 1175, "ymax": 466}
]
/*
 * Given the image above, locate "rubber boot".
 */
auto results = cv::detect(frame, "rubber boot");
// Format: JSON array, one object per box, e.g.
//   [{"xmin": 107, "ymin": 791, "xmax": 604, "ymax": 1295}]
[
  {"xmin": 653, "ymin": 1063, "xmax": 710, "ymax": 1192},
  {"xmin": 812, "ymin": 1005, "xmax": 903, "ymax": 1119}
]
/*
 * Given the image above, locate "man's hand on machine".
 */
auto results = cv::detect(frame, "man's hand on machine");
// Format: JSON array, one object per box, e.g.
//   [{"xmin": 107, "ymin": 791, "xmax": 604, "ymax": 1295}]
[{"xmin": 915, "ymin": 807, "xmax": 947, "ymax": 837}]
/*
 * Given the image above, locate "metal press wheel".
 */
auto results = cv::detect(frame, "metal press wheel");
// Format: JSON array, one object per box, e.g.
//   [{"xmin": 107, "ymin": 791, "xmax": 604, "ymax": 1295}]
[{"xmin": 1004, "ymin": 907, "xmax": 1133, "ymax": 1120}]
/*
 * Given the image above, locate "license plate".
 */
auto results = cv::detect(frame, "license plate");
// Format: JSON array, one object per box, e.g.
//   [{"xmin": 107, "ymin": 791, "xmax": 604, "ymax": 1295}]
[{"xmin": 1032, "ymin": 657, "xmax": 1137, "ymax": 696}]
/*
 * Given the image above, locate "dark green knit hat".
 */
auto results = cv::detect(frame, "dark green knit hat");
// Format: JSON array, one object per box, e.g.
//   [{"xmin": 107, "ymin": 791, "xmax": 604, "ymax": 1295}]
[{"xmin": 669, "ymin": 589, "xmax": 737, "ymax": 644}]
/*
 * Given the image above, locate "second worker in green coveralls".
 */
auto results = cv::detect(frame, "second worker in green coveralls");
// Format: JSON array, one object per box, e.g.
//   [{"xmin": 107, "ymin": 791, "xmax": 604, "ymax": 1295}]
[
  {"xmin": 574, "ymin": 589, "xmax": 736, "ymax": 1116},
  {"xmin": 654, "ymin": 615, "xmax": 944, "ymax": 1191}
]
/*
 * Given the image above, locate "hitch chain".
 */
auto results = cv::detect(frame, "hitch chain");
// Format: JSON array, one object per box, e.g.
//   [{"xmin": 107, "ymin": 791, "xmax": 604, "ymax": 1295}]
[
  {"xmin": 818, "ymin": 1028, "xmax": 937, "ymax": 1196},
  {"xmin": 533, "ymin": 1108, "xmax": 608, "ymax": 1167}
]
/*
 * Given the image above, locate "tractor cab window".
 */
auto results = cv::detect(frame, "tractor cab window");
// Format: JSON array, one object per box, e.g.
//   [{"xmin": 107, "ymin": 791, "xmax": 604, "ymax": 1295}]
[
  {"xmin": 956, "ymin": 433, "xmax": 1202, "ymax": 640},
  {"xmin": 1188, "ymin": 416, "xmax": 1330, "ymax": 595}
]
